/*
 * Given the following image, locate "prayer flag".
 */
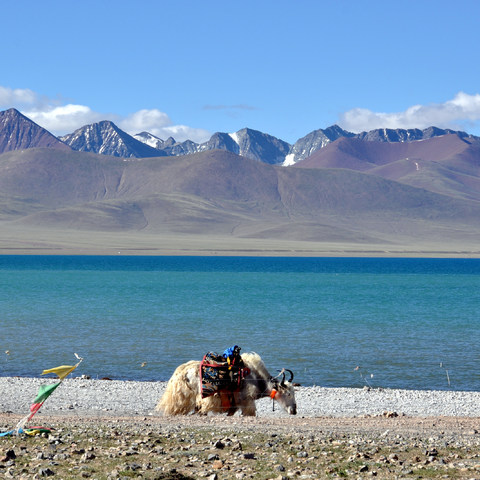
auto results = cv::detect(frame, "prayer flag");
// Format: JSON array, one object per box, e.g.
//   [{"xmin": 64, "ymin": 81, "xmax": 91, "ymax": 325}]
[
  {"xmin": 30, "ymin": 402, "xmax": 43, "ymax": 414},
  {"xmin": 0, "ymin": 354, "xmax": 85, "ymax": 436},
  {"xmin": 33, "ymin": 382, "xmax": 60, "ymax": 404},
  {"xmin": 42, "ymin": 365, "xmax": 77, "ymax": 380}
]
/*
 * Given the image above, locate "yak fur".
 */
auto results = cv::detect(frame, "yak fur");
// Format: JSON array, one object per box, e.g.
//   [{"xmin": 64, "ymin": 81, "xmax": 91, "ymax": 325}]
[{"xmin": 156, "ymin": 352, "xmax": 297, "ymax": 416}]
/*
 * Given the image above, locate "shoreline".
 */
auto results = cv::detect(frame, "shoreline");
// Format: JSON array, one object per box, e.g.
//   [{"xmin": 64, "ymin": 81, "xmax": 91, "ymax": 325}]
[
  {"xmin": 1, "ymin": 248, "xmax": 480, "ymax": 258},
  {"xmin": 1, "ymin": 225, "xmax": 480, "ymax": 258},
  {"xmin": 2, "ymin": 377, "xmax": 480, "ymax": 419}
]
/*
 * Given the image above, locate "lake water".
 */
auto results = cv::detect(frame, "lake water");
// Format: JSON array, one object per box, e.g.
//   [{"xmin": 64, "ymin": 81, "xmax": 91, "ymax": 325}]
[{"xmin": 1, "ymin": 255, "xmax": 479, "ymax": 391}]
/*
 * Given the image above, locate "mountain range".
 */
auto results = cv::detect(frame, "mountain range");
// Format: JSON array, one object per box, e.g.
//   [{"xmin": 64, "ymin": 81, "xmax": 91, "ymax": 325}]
[
  {"xmin": 2, "ymin": 107, "xmax": 479, "ymax": 166},
  {"xmin": 1, "ymin": 107, "xmax": 479, "ymax": 255},
  {"xmin": 59, "ymin": 115, "xmax": 480, "ymax": 166}
]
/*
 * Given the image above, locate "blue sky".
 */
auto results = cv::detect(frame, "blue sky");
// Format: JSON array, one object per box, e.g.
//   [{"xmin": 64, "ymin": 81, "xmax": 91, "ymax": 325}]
[{"xmin": 2, "ymin": 0, "xmax": 480, "ymax": 143}]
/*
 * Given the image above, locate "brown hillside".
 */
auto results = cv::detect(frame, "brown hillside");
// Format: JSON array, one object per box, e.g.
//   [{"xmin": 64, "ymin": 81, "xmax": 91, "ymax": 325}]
[
  {"xmin": 295, "ymin": 134, "xmax": 480, "ymax": 201},
  {"xmin": 1, "ymin": 148, "xmax": 480, "ymax": 251},
  {"xmin": 297, "ymin": 134, "xmax": 472, "ymax": 170}
]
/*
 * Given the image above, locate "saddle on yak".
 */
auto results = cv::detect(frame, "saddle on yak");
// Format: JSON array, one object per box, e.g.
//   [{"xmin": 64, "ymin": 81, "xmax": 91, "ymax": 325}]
[{"xmin": 200, "ymin": 345, "xmax": 250, "ymax": 413}]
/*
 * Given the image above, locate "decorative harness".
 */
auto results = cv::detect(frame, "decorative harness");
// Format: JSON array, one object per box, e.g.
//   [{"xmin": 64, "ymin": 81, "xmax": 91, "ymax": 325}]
[{"xmin": 199, "ymin": 346, "xmax": 250, "ymax": 413}]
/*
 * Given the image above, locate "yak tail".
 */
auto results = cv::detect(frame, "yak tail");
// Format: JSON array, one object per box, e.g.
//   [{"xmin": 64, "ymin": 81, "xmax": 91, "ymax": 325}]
[{"xmin": 155, "ymin": 361, "xmax": 199, "ymax": 415}]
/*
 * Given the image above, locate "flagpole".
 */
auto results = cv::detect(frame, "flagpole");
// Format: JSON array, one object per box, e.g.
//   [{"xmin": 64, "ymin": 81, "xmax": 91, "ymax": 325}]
[{"xmin": 14, "ymin": 353, "xmax": 83, "ymax": 435}]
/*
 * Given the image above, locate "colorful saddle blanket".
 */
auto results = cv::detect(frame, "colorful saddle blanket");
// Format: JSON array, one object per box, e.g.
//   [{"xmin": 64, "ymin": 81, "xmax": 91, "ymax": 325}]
[{"xmin": 200, "ymin": 351, "xmax": 248, "ymax": 398}]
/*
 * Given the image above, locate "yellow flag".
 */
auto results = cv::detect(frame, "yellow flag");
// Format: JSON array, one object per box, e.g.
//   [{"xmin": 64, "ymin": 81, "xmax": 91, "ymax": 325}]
[{"xmin": 41, "ymin": 365, "xmax": 77, "ymax": 381}]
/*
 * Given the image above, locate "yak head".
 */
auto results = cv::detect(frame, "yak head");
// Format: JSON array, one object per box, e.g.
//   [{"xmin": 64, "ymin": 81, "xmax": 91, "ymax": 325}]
[{"xmin": 270, "ymin": 368, "xmax": 297, "ymax": 415}]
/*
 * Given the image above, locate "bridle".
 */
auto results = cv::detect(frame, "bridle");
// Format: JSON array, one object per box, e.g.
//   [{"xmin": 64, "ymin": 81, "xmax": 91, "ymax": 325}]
[{"xmin": 268, "ymin": 368, "xmax": 294, "ymax": 411}]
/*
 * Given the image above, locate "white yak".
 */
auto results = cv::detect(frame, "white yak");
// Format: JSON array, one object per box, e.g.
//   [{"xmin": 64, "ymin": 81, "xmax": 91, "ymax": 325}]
[{"xmin": 156, "ymin": 352, "xmax": 297, "ymax": 416}]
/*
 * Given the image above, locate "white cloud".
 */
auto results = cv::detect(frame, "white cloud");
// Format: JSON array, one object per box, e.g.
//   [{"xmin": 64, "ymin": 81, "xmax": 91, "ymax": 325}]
[
  {"xmin": 151, "ymin": 124, "xmax": 212, "ymax": 144},
  {"xmin": 0, "ymin": 85, "xmax": 212, "ymax": 142},
  {"xmin": 118, "ymin": 109, "xmax": 211, "ymax": 143},
  {"xmin": 0, "ymin": 86, "xmax": 38, "ymax": 107},
  {"xmin": 119, "ymin": 109, "xmax": 171, "ymax": 132},
  {"xmin": 23, "ymin": 104, "xmax": 106, "ymax": 135},
  {"xmin": 339, "ymin": 92, "xmax": 480, "ymax": 133}
]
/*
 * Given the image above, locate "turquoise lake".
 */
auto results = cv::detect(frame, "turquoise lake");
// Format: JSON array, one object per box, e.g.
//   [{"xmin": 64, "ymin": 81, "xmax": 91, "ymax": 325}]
[{"xmin": 1, "ymin": 255, "xmax": 479, "ymax": 391}]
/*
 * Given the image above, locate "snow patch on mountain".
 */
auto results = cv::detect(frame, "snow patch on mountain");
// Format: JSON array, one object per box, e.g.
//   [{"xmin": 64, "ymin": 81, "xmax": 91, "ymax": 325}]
[
  {"xmin": 228, "ymin": 132, "xmax": 240, "ymax": 145},
  {"xmin": 134, "ymin": 132, "xmax": 164, "ymax": 149},
  {"xmin": 283, "ymin": 153, "xmax": 296, "ymax": 166}
]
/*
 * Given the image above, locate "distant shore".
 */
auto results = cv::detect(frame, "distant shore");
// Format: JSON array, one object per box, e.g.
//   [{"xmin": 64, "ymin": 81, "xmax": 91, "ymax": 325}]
[
  {"xmin": 1, "ymin": 224, "xmax": 480, "ymax": 257},
  {"xmin": 1, "ymin": 244, "xmax": 480, "ymax": 258}
]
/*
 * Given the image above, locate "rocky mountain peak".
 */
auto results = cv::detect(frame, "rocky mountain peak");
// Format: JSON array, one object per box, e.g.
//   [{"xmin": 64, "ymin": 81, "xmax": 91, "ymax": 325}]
[
  {"xmin": 0, "ymin": 108, "xmax": 70, "ymax": 154},
  {"xmin": 133, "ymin": 131, "xmax": 164, "ymax": 150},
  {"xmin": 60, "ymin": 121, "xmax": 165, "ymax": 158},
  {"xmin": 229, "ymin": 128, "xmax": 291, "ymax": 164},
  {"xmin": 284, "ymin": 125, "xmax": 354, "ymax": 165}
]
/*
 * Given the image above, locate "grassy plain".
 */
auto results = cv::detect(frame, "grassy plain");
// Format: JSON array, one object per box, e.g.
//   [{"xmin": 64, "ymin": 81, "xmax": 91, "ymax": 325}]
[{"xmin": 1, "ymin": 224, "xmax": 479, "ymax": 258}]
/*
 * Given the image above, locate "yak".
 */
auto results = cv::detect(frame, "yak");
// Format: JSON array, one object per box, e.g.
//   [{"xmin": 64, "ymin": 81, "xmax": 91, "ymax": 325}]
[{"xmin": 156, "ymin": 352, "xmax": 297, "ymax": 416}]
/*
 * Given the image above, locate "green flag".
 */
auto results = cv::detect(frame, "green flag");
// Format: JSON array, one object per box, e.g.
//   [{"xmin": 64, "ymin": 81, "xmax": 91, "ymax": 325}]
[{"xmin": 33, "ymin": 382, "xmax": 60, "ymax": 404}]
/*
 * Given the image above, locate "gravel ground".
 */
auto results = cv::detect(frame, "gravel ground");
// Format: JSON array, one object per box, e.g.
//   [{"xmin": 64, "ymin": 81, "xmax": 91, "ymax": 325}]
[
  {"xmin": 1, "ymin": 377, "xmax": 480, "ymax": 418},
  {"xmin": 2, "ymin": 378, "xmax": 480, "ymax": 479}
]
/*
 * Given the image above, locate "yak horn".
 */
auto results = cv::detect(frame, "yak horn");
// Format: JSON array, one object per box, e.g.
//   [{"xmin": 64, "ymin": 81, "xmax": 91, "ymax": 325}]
[
  {"xmin": 275, "ymin": 368, "xmax": 286, "ymax": 384},
  {"xmin": 285, "ymin": 369, "xmax": 294, "ymax": 383}
]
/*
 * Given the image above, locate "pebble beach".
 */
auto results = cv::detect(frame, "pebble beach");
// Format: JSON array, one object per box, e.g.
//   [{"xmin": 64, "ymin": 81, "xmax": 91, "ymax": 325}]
[
  {"xmin": 2, "ymin": 377, "xmax": 480, "ymax": 418},
  {"xmin": 2, "ymin": 377, "xmax": 480, "ymax": 479}
]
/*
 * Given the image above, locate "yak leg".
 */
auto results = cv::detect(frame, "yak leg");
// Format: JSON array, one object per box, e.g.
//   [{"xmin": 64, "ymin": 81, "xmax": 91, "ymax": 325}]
[
  {"xmin": 234, "ymin": 390, "xmax": 256, "ymax": 416},
  {"xmin": 219, "ymin": 391, "xmax": 238, "ymax": 415},
  {"xmin": 226, "ymin": 404, "xmax": 238, "ymax": 416},
  {"xmin": 198, "ymin": 394, "xmax": 223, "ymax": 414},
  {"xmin": 240, "ymin": 400, "xmax": 257, "ymax": 416}
]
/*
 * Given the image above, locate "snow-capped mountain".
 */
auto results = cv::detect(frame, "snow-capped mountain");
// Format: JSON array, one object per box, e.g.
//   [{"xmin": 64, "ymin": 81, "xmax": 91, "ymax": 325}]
[
  {"xmin": 133, "ymin": 132, "xmax": 198, "ymax": 156},
  {"xmin": 1, "ymin": 107, "xmax": 479, "ymax": 165},
  {"xmin": 355, "ymin": 126, "xmax": 477, "ymax": 143},
  {"xmin": 159, "ymin": 137, "xmax": 199, "ymax": 156},
  {"xmin": 133, "ymin": 131, "xmax": 164, "ymax": 150},
  {"xmin": 196, "ymin": 128, "xmax": 290, "ymax": 164},
  {"xmin": 60, "ymin": 121, "xmax": 165, "ymax": 158},
  {"xmin": 134, "ymin": 127, "xmax": 290, "ymax": 164},
  {"xmin": 227, "ymin": 128, "xmax": 290, "ymax": 164},
  {"xmin": 284, "ymin": 125, "xmax": 354, "ymax": 165},
  {"xmin": 134, "ymin": 124, "xmax": 480, "ymax": 166}
]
